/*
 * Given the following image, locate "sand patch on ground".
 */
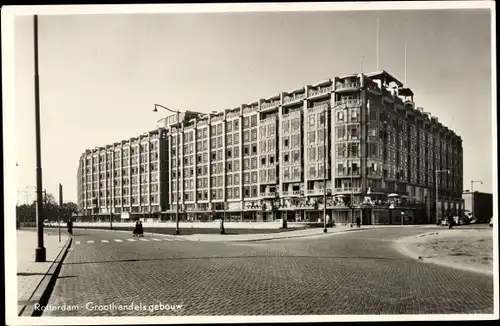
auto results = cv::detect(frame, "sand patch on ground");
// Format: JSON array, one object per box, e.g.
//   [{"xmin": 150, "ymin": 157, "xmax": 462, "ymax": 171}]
[{"xmin": 395, "ymin": 229, "xmax": 493, "ymax": 275}]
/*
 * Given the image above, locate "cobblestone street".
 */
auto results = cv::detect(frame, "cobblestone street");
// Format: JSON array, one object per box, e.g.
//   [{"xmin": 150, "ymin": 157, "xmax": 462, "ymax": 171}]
[{"xmin": 44, "ymin": 227, "xmax": 494, "ymax": 316}]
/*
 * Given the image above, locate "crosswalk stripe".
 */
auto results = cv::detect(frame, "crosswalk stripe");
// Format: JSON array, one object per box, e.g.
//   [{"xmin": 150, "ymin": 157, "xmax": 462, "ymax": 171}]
[
  {"xmin": 87, "ymin": 240, "xmax": 94, "ymax": 244},
  {"xmin": 114, "ymin": 239, "xmax": 123, "ymax": 242},
  {"xmin": 76, "ymin": 241, "xmax": 81, "ymax": 245},
  {"xmin": 151, "ymin": 238, "xmax": 162, "ymax": 241},
  {"xmin": 101, "ymin": 240, "xmax": 109, "ymax": 243},
  {"xmin": 127, "ymin": 239, "xmax": 136, "ymax": 242},
  {"xmin": 163, "ymin": 238, "xmax": 173, "ymax": 241},
  {"xmin": 139, "ymin": 239, "xmax": 149, "ymax": 242}
]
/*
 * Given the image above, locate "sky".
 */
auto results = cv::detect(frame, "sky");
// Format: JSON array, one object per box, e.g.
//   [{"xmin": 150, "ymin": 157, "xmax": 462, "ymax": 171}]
[{"xmin": 10, "ymin": 7, "xmax": 494, "ymax": 204}]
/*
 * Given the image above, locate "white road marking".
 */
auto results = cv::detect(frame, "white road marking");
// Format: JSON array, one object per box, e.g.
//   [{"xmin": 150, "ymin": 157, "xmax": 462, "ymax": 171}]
[
  {"xmin": 76, "ymin": 241, "xmax": 81, "ymax": 245},
  {"xmin": 151, "ymin": 238, "xmax": 162, "ymax": 241},
  {"xmin": 139, "ymin": 239, "xmax": 149, "ymax": 242},
  {"xmin": 127, "ymin": 239, "xmax": 136, "ymax": 242},
  {"xmin": 87, "ymin": 240, "xmax": 94, "ymax": 244},
  {"xmin": 114, "ymin": 239, "xmax": 123, "ymax": 242},
  {"xmin": 101, "ymin": 240, "xmax": 109, "ymax": 243}
]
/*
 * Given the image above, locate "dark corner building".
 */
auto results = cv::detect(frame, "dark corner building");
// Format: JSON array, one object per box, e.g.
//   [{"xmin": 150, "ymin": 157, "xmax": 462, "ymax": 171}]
[{"xmin": 77, "ymin": 70, "xmax": 463, "ymax": 225}]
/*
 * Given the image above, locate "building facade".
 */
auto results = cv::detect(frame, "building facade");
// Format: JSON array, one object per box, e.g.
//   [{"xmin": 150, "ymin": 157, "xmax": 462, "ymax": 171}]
[{"xmin": 77, "ymin": 70, "xmax": 463, "ymax": 224}]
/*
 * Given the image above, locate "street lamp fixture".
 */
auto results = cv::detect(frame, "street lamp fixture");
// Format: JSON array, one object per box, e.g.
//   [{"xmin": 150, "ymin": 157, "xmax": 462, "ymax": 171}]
[
  {"xmin": 435, "ymin": 169, "xmax": 450, "ymax": 223},
  {"xmin": 153, "ymin": 104, "xmax": 181, "ymax": 235}
]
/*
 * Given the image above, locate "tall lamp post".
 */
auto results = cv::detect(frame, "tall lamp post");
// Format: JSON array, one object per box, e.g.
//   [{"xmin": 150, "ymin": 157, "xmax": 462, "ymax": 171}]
[
  {"xmin": 105, "ymin": 149, "xmax": 115, "ymax": 230},
  {"xmin": 33, "ymin": 15, "xmax": 46, "ymax": 262},
  {"xmin": 154, "ymin": 104, "xmax": 181, "ymax": 235},
  {"xmin": 470, "ymin": 180, "xmax": 483, "ymax": 220},
  {"xmin": 435, "ymin": 169, "xmax": 450, "ymax": 223}
]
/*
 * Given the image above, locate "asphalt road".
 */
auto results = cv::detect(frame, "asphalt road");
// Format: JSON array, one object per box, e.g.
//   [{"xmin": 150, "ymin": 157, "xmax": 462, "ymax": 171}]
[{"xmin": 42, "ymin": 227, "xmax": 494, "ymax": 316}]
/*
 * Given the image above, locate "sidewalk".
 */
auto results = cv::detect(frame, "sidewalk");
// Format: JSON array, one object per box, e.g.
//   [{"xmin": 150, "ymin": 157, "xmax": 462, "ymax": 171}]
[
  {"xmin": 17, "ymin": 230, "xmax": 71, "ymax": 316},
  {"xmin": 176, "ymin": 224, "xmax": 439, "ymax": 242}
]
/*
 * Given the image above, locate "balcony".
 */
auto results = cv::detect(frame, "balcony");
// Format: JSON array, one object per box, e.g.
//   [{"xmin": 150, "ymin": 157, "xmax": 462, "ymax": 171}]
[
  {"xmin": 261, "ymin": 191, "xmax": 277, "ymax": 198},
  {"xmin": 306, "ymin": 188, "xmax": 327, "ymax": 196},
  {"xmin": 334, "ymin": 99, "xmax": 362, "ymax": 108},
  {"xmin": 366, "ymin": 82, "xmax": 381, "ymax": 94},
  {"xmin": 283, "ymin": 93, "xmax": 306, "ymax": 105},
  {"xmin": 308, "ymin": 103, "xmax": 330, "ymax": 113},
  {"xmin": 334, "ymin": 187, "xmax": 362, "ymax": 193},
  {"xmin": 308, "ymin": 86, "xmax": 333, "ymax": 98},
  {"xmin": 261, "ymin": 101, "xmax": 280, "ymax": 110},
  {"xmin": 382, "ymin": 89, "xmax": 395, "ymax": 104},
  {"xmin": 335, "ymin": 82, "xmax": 361, "ymax": 93}
]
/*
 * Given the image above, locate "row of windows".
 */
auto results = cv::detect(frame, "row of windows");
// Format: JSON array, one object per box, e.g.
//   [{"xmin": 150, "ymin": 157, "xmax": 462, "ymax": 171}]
[{"xmin": 282, "ymin": 118, "xmax": 301, "ymax": 135}]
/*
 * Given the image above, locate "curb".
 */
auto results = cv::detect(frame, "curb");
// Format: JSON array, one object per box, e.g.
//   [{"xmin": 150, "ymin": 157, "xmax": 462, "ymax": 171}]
[
  {"xmin": 18, "ymin": 236, "xmax": 73, "ymax": 317},
  {"xmin": 392, "ymin": 231, "xmax": 494, "ymax": 277},
  {"xmin": 185, "ymin": 226, "xmax": 376, "ymax": 242}
]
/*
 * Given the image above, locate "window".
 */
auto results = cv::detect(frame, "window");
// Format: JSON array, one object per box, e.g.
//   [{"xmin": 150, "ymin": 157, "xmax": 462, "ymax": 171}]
[
  {"xmin": 227, "ymin": 149, "xmax": 232, "ymax": 158},
  {"xmin": 308, "ymin": 147, "xmax": 316, "ymax": 161},
  {"xmin": 308, "ymin": 115, "xmax": 316, "ymax": 128},
  {"xmin": 337, "ymin": 111, "xmax": 345, "ymax": 123},
  {"xmin": 252, "ymin": 145, "xmax": 257, "ymax": 155},
  {"xmin": 243, "ymin": 117, "xmax": 250, "ymax": 128},
  {"xmin": 308, "ymin": 131, "xmax": 316, "ymax": 145},
  {"xmin": 251, "ymin": 115, "xmax": 257, "ymax": 127},
  {"xmin": 284, "ymin": 137, "xmax": 289, "ymax": 148},
  {"xmin": 261, "ymin": 157, "xmax": 266, "ymax": 166},
  {"xmin": 251, "ymin": 129, "xmax": 257, "ymax": 141},
  {"xmin": 284, "ymin": 153, "xmax": 289, "ymax": 163},
  {"xmin": 282, "ymin": 120, "xmax": 290, "ymax": 133}
]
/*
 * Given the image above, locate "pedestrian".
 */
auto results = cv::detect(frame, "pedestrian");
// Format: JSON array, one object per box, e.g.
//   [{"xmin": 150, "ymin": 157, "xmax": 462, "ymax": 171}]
[
  {"xmin": 67, "ymin": 219, "xmax": 73, "ymax": 236},
  {"xmin": 326, "ymin": 214, "xmax": 330, "ymax": 227},
  {"xmin": 138, "ymin": 221, "xmax": 144, "ymax": 237},
  {"xmin": 356, "ymin": 217, "xmax": 361, "ymax": 228},
  {"xmin": 448, "ymin": 214, "xmax": 454, "ymax": 229},
  {"xmin": 133, "ymin": 221, "xmax": 139, "ymax": 237}
]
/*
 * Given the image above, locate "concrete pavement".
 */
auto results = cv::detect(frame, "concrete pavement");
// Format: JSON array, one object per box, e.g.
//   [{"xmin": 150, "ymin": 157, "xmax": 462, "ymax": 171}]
[
  {"xmin": 17, "ymin": 229, "xmax": 71, "ymax": 316},
  {"xmin": 176, "ymin": 224, "xmax": 442, "ymax": 242},
  {"xmin": 43, "ymin": 227, "xmax": 493, "ymax": 316}
]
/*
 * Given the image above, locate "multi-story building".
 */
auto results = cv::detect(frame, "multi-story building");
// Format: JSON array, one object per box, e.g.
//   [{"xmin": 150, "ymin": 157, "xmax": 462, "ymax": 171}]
[{"xmin": 77, "ymin": 70, "xmax": 463, "ymax": 224}]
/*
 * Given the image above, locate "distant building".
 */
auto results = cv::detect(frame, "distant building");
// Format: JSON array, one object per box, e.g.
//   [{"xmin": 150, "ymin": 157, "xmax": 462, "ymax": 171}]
[
  {"xmin": 462, "ymin": 191, "xmax": 493, "ymax": 222},
  {"xmin": 77, "ymin": 70, "xmax": 463, "ymax": 224}
]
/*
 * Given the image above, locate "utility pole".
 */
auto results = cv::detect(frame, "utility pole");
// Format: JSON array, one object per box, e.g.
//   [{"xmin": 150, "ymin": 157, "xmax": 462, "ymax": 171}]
[
  {"xmin": 34, "ymin": 15, "xmax": 46, "ymax": 262},
  {"xmin": 58, "ymin": 183, "xmax": 63, "ymax": 242}
]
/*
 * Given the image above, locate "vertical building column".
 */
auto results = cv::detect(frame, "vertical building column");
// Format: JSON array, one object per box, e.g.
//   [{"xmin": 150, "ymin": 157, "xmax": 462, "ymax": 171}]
[
  {"xmin": 239, "ymin": 112, "xmax": 244, "ymax": 217},
  {"xmin": 148, "ymin": 134, "xmax": 152, "ymax": 214},
  {"xmin": 256, "ymin": 110, "xmax": 260, "ymax": 202},
  {"xmin": 207, "ymin": 121, "xmax": 212, "ymax": 207},
  {"xmin": 193, "ymin": 123, "xmax": 198, "ymax": 210},
  {"xmin": 330, "ymin": 87, "xmax": 336, "ymax": 196},
  {"xmin": 222, "ymin": 117, "xmax": 227, "ymax": 206},
  {"xmin": 97, "ymin": 149, "xmax": 101, "ymax": 214},
  {"xmin": 180, "ymin": 129, "xmax": 185, "ymax": 214},
  {"xmin": 278, "ymin": 97, "xmax": 283, "ymax": 208},
  {"xmin": 119, "ymin": 145, "xmax": 123, "ymax": 213},
  {"xmin": 128, "ymin": 139, "xmax": 132, "ymax": 213},
  {"xmin": 168, "ymin": 131, "xmax": 173, "ymax": 212},
  {"xmin": 138, "ymin": 136, "xmax": 142, "ymax": 214},
  {"xmin": 303, "ymin": 97, "xmax": 309, "ymax": 197}
]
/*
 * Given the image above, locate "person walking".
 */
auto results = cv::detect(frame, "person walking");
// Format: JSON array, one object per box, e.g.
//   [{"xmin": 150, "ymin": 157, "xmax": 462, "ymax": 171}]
[
  {"xmin": 448, "ymin": 214, "xmax": 454, "ymax": 229},
  {"xmin": 138, "ymin": 221, "xmax": 144, "ymax": 237},
  {"xmin": 356, "ymin": 217, "xmax": 361, "ymax": 228},
  {"xmin": 133, "ymin": 221, "xmax": 139, "ymax": 237},
  {"xmin": 67, "ymin": 219, "xmax": 73, "ymax": 236}
]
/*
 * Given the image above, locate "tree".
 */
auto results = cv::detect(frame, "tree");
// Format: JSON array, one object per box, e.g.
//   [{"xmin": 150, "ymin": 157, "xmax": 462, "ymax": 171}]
[{"xmin": 16, "ymin": 192, "xmax": 79, "ymax": 223}]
